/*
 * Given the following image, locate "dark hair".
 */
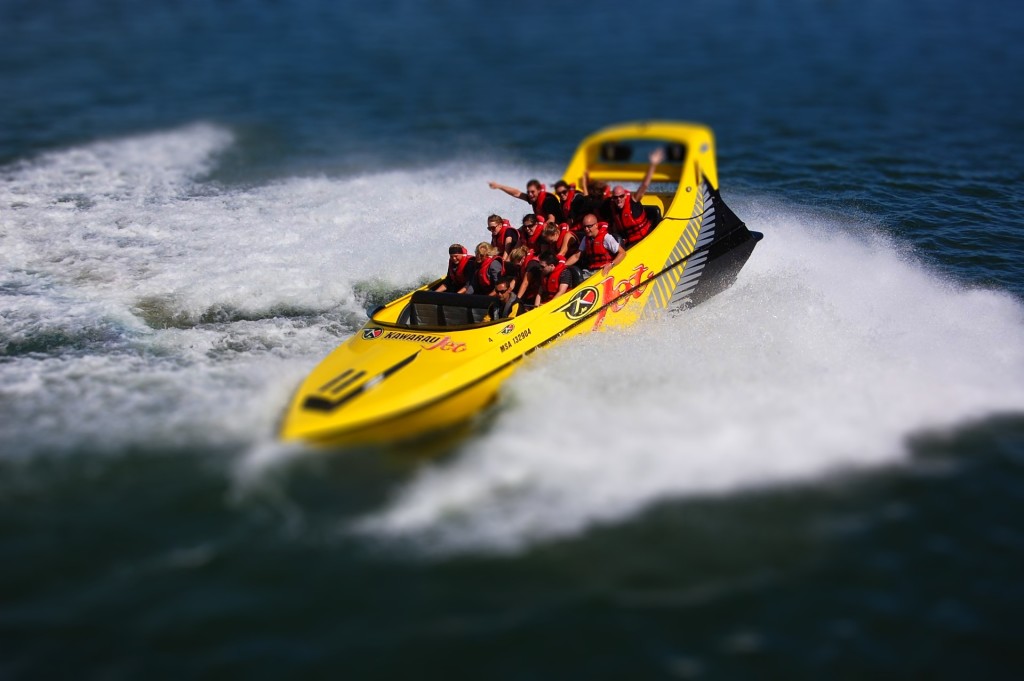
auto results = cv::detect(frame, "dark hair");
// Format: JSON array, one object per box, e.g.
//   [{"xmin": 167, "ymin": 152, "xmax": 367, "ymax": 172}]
[
  {"xmin": 554, "ymin": 180, "xmax": 569, "ymax": 190},
  {"xmin": 540, "ymin": 252, "xmax": 560, "ymax": 266},
  {"xmin": 521, "ymin": 213, "xmax": 538, "ymax": 226},
  {"xmin": 497, "ymin": 275, "xmax": 516, "ymax": 288},
  {"xmin": 526, "ymin": 179, "xmax": 542, "ymax": 190}
]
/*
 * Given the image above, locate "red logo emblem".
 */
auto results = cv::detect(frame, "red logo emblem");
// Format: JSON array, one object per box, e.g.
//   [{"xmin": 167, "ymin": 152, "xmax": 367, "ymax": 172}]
[
  {"xmin": 499, "ymin": 324, "xmax": 515, "ymax": 335},
  {"xmin": 362, "ymin": 328, "xmax": 383, "ymax": 340}
]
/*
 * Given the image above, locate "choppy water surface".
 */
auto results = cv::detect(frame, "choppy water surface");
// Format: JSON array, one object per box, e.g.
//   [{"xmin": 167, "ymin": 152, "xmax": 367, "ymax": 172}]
[{"xmin": 2, "ymin": 1, "xmax": 1023, "ymax": 678}]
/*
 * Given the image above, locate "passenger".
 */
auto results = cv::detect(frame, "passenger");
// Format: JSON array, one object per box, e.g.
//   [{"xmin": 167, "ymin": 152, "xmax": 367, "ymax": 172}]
[
  {"xmin": 554, "ymin": 179, "xmax": 588, "ymax": 232},
  {"xmin": 518, "ymin": 213, "xmax": 543, "ymax": 248},
  {"xmin": 535, "ymin": 252, "xmax": 574, "ymax": 307},
  {"xmin": 487, "ymin": 178, "xmax": 564, "ymax": 224},
  {"xmin": 489, "ymin": 276, "xmax": 523, "ymax": 319},
  {"xmin": 435, "ymin": 243, "xmax": 474, "ymax": 293},
  {"xmin": 565, "ymin": 215, "xmax": 626, "ymax": 278},
  {"xmin": 538, "ymin": 222, "xmax": 577, "ymax": 260},
  {"xmin": 606, "ymin": 147, "xmax": 665, "ymax": 247},
  {"xmin": 507, "ymin": 245, "xmax": 542, "ymax": 308},
  {"xmin": 487, "ymin": 214, "xmax": 519, "ymax": 260},
  {"xmin": 466, "ymin": 242, "xmax": 504, "ymax": 296},
  {"xmin": 580, "ymin": 175, "xmax": 612, "ymax": 224}
]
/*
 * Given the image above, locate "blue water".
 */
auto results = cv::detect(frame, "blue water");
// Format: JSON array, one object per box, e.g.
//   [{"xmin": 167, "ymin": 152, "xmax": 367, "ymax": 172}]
[{"xmin": 3, "ymin": 0, "xmax": 1024, "ymax": 678}]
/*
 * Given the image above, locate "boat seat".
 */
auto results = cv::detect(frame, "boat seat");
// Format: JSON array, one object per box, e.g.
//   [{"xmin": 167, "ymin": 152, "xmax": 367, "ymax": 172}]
[
  {"xmin": 399, "ymin": 291, "xmax": 496, "ymax": 327},
  {"xmin": 644, "ymin": 204, "xmax": 662, "ymax": 229}
]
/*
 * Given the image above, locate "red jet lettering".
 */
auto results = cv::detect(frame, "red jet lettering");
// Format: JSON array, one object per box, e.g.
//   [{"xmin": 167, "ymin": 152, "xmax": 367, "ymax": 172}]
[{"xmin": 423, "ymin": 335, "xmax": 467, "ymax": 353}]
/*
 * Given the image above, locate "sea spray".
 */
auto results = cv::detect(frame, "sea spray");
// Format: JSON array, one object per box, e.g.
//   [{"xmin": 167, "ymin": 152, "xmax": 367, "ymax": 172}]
[{"xmin": 355, "ymin": 204, "xmax": 1024, "ymax": 554}]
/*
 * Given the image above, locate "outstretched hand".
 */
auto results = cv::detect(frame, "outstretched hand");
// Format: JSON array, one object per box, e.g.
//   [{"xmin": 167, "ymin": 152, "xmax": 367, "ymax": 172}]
[{"xmin": 649, "ymin": 147, "xmax": 665, "ymax": 165}]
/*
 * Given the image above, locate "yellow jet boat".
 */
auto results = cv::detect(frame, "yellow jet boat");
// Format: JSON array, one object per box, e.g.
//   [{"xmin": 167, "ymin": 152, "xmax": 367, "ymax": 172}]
[{"xmin": 279, "ymin": 121, "xmax": 762, "ymax": 447}]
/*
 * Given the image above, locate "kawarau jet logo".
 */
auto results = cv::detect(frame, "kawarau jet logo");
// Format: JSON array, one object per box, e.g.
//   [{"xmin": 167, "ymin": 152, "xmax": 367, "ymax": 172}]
[
  {"xmin": 499, "ymin": 324, "xmax": 515, "ymax": 335},
  {"xmin": 362, "ymin": 328, "xmax": 383, "ymax": 340},
  {"xmin": 559, "ymin": 286, "xmax": 600, "ymax": 320}
]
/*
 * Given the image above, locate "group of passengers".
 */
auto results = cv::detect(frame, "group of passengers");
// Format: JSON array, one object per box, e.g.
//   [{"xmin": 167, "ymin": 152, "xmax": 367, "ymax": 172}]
[{"xmin": 436, "ymin": 147, "xmax": 664, "ymax": 319}]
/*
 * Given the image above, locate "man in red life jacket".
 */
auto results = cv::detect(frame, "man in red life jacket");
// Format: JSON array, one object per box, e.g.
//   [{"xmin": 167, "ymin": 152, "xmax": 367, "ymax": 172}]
[
  {"xmin": 487, "ymin": 178, "xmax": 564, "ymax": 224},
  {"xmin": 486, "ymin": 214, "xmax": 519, "ymax": 260},
  {"xmin": 535, "ymin": 252, "xmax": 574, "ymax": 307},
  {"xmin": 436, "ymin": 243, "xmax": 474, "ymax": 293},
  {"xmin": 489, "ymin": 276, "xmax": 522, "ymax": 319},
  {"xmin": 606, "ymin": 147, "xmax": 664, "ymax": 247},
  {"xmin": 565, "ymin": 214, "xmax": 626, "ymax": 277}
]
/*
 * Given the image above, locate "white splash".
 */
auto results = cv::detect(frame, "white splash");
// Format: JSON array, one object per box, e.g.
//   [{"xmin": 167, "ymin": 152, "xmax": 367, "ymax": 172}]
[
  {"xmin": 355, "ymin": 200, "xmax": 1024, "ymax": 554},
  {"xmin": 0, "ymin": 123, "xmax": 558, "ymax": 458}
]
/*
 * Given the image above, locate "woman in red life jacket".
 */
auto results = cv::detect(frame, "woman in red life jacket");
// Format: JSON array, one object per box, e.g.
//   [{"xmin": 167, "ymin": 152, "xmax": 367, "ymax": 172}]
[
  {"xmin": 467, "ymin": 242, "xmax": 504, "ymax": 296},
  {"xmin": 565, "ymin": 214, "xmax": 627, "ymax": 277},
  {"xmin": 554, "ymin": 179, "xmax": 587, "ymax": 233},
  {"xmin": 507, "ymin": 245, "xmax": 543, "ymax": 309},
  {"xmin": 487, "ymin": 178, "xmax": 564, "ymax": 224},
  {"xmin": 538, "ymin": 222, "xmax": 577, "ymax": 260},
  {"xmin": 436, "ymin": 243, "xmax": 472, "ymax": 292},
  {"xmin": 607, "ymin": 147, "xmax": 664, "ymax": 247},
  {"xmin": 518, "ymin": 213, "xmax": 543, "ymax": 248},
  {"xmin": 486, "ymin": 214, "xmax": 519, "ymax": 260},
  {"xmin": 535, "ymin": 252, "xmax": 574, "ymax": 307}
]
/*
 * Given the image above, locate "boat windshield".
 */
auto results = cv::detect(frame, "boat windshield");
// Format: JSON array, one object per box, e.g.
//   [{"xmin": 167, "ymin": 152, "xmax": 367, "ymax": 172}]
[{"xmin": 395, "ymin": 291, "xmax": 498, "ymax": 328}]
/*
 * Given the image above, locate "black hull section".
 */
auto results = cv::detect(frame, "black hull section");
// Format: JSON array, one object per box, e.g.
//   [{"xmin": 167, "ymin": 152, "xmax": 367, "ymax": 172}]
[
  {"xmin": 681, "ymin": 185, "xmax": 761, "ymax": 308},
  {"xmin": 688, "ymin": 226, "xmax": 762, "ymax": 306}
]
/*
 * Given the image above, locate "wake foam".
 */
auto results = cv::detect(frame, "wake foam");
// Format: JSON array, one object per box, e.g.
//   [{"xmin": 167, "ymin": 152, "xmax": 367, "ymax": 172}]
[
  {"xmin": 0, "ymin": 124, "xmax": 560, "ymax": 458},
  {"xmin": 355, "ymin": 201, "xmax": 1024, "ymax": 554},
  {"xmin": 5, "ymin": 125, "xmax": 1023, "ymax": 551}
]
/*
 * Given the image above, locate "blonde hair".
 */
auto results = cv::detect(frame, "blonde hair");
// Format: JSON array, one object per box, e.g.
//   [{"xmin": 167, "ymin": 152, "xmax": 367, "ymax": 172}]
[
  {"xmin": 541, "ymin": 223, "xmax": 561, "ymax": 240},
  {"xmin": 475, "ymin": 242, "xmax": 498, "ymax": 257},
  {"xmin": 508, "ymin": 245, "xmax": 530, "ymax": 264}
]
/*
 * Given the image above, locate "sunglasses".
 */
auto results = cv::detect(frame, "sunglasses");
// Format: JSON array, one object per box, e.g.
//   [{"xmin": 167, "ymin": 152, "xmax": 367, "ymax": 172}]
[{"xmin": 495, "ymin": 288, "xmax": 509, "ymax": 294}]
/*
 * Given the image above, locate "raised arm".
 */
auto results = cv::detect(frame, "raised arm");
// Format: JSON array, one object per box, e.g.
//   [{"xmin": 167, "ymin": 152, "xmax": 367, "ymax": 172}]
[
  {"xmin": 633, "ymin": 147, "xmax": 665, "ymax": 202},
  {"xmin": 488, "ymin": 181, "xmax": 528, "ymax": 202}
]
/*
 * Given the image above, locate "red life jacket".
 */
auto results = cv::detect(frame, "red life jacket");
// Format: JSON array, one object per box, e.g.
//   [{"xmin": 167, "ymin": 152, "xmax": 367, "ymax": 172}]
[
  {"xmin": 475, "ymin": 254, "xmax": 502, "ymax": 292},
  {"xmin": 560, "ymin": 185, "xmax": 578, "ymax": 218},
  {"xmin": 491, "ymin": 219, "xmax": 518, "ymax": 255},
  {"xmin": 518, "ymin": 223, "xmax": 541, "ymax": 247},
  {"xmin": 561, "ymin": 186, "xmax": 585, "ymax": 232},
  {"xmin": 518, "ymin": 250, "xmax": 542, "ymax": 300},
  {"xmin": 531, "ymin": 187, "xmax": 550, "ymax": 217},
  {"xmin": 447, "ymin": 250, "xmax": 470, "ymax": 289},
  {"xmin": 583, "ymin": 223, "xmax": 614, "ymax": 269},
  {"xmin": 611, "ymin": 191, "xmax": 651, "ymax": 246},
  {"xmin": 554, "ymin": 224, "xmax": 576, "ymax": 255},
  {"xmin": 541, "ymin": 261, "xmax": 568, "ymax": 302}
]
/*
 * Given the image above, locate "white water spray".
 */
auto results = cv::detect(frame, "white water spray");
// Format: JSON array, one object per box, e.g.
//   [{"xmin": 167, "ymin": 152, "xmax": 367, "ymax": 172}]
[{"xmin": 356, "ymin": 201, "xmax": 1024, "ymax": 553}]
